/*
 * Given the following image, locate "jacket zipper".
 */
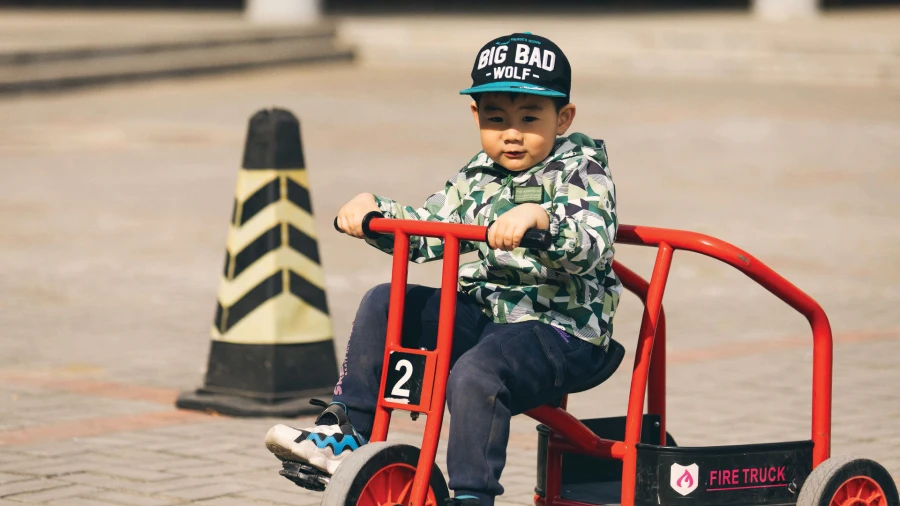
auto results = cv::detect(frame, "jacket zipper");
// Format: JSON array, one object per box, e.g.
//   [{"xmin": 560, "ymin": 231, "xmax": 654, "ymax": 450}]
[{"xmin": 488, "ymin": 173, "xmax": 515, "ymax": 222}]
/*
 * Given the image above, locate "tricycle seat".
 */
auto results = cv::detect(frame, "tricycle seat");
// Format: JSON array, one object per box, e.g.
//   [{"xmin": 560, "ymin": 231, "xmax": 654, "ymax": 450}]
[{"xmin": 569, "ymin": 338, "xmax": 625, "ymax": 394}]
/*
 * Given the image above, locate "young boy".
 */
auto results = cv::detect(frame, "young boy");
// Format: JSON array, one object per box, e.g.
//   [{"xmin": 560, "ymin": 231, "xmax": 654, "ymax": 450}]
[{"xmin": 265, "ymin": 32, "xmax": 622, "ymax": 506}]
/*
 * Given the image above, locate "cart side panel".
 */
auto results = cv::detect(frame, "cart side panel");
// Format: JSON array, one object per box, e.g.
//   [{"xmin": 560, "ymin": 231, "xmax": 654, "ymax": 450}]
[{"xmin": 635, "ymin": 441, "xmax": 813, "ymax": 506}]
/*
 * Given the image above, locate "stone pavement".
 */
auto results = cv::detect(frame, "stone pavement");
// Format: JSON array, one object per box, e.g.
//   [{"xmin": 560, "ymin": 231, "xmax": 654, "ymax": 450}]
[{"xmin": 0, "ymin": 62, "xmax": 898, "ymax": 505}]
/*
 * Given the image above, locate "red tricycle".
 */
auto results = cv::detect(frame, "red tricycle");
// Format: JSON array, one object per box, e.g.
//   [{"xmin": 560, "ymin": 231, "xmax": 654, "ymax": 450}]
[{"xmin": 280, "ymin": 216, "xmax": 898, "ymax": 506}]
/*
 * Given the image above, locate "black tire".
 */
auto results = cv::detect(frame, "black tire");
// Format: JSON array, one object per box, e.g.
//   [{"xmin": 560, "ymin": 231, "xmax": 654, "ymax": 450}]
[
  {"xmin": 797, "ymin": 456, "xmax": 899, "ymax": 506},
  {"xmin": 321, "ymin": 442, "xmax": 450, "ymax": 506}
]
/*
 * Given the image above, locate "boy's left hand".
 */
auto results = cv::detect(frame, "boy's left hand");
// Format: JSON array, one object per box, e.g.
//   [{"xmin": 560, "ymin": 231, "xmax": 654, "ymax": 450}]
[{"xmin": 488, "ymin": 203, "xmax": 550, "ymax": 251}]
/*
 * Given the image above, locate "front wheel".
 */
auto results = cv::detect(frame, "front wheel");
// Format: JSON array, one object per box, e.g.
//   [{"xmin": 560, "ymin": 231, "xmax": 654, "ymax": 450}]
[
  {"xmin": 321, "ymin": 442, "xmax": 449, "ymax": 506},
  {"xmin": 797, "ymin": 456, "xmax": 899, "ymax": 506}
]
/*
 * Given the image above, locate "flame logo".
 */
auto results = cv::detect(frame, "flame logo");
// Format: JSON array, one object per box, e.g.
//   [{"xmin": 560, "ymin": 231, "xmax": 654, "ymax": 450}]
[
  {"xmin": 670, "ymin": 463, "xmax": 699, "ymax": 496},
  {"xmin": 677, "ymin": 469, "xmax": 694, "ymax": 488}
]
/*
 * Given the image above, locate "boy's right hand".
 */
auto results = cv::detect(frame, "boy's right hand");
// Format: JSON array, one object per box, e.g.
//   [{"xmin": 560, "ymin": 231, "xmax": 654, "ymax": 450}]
[{"xmin": 336, "ymin": 193, "xmax": 380, "ymax": 238}]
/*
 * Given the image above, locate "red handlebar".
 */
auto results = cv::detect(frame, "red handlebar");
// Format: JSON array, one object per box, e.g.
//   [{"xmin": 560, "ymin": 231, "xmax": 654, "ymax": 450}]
[{"xmin": 335, "ymin": 213, "xmax": 552, "ymax": 250}]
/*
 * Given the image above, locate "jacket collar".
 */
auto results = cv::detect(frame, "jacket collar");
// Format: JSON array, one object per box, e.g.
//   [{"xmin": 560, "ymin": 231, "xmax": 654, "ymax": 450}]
[{"xmin": 465, "ymin": 137, "xmax": 573, "ymax": 178}]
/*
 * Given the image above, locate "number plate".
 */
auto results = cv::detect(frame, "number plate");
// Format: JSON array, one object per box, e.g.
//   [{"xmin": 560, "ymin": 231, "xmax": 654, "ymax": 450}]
[{"xmin": 384, "ymin": 351, "xmax": 427, "ymax": 406}]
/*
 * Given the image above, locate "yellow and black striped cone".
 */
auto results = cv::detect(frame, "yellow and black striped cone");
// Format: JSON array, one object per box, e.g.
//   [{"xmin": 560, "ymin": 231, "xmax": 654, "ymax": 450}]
[{"xmin": 177, "ymin": 108, "xmax": 338, "ymax": 417}]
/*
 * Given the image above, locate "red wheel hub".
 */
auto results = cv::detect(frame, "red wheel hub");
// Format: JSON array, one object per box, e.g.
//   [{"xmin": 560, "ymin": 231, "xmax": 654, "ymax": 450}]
[
  {"xmin": 831, "ymin": 476, "xmax": 887, "ymax": 506},
  {"xmin": 358, "ymin": 463, "xmax": 439, "ymax": 506}
]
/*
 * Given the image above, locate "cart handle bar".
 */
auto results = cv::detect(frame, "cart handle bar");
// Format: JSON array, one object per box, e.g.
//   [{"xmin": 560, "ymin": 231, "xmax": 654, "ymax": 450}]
[{"xmin": 617, "ymin": 224, "xmax": 833, "ymax": 467}]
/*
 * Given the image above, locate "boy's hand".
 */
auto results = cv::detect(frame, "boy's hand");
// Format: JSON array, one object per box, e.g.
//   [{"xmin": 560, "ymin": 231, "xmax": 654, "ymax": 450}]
[
  {"xmin": 488, "ymin": 203, "xmax": 550, "ymax": 251},
  {"xmin": 337, "ymin": 193, "xmax": 380, "ymax": 238}
]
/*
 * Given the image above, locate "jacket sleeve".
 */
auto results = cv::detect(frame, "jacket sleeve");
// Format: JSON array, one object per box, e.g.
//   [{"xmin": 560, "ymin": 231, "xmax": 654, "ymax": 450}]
[
  {"xmin": 536, "ymin": 158, "xmax": 617, "ymax": 275},
  {"xmin": 364, "ymin": 175, "xmax": 476, "ymax": 263}
]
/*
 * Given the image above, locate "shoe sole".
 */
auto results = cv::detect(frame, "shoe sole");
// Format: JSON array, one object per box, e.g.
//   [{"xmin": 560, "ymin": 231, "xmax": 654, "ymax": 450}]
[
  {"xmin": 266, "ymin": 425, "xmax": 312, "ymax": 463},
  {"xmin": 265, "ymin": 426, "xmax": 345, "ymax": 475},
  {"xmin": 266, "ymin": 441, "xmax": 298, "ymax": 461}
]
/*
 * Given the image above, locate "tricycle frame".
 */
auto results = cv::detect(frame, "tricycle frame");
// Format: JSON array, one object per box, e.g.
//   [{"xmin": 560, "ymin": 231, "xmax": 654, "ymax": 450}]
[{"xmin": 364, "ymin": 218, "xmax": 833, "ymax": 506}]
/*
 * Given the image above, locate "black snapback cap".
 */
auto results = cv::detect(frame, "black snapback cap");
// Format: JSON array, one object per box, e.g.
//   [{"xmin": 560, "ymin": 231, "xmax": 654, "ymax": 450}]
[{"xmin": 460, "ymin": 32, "xmax": 571, "ymax": 98}]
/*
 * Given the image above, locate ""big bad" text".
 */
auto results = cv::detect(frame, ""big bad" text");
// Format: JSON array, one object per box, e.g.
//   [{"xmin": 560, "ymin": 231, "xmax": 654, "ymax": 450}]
[{"xmin": 477, "ymin": 44, "xmax": 557, "ymax": 72}]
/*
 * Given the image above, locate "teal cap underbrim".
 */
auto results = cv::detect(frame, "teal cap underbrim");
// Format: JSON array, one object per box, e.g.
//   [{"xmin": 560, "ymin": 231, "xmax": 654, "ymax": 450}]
[{"xmin": 459, "ymin": 81, "xmax": 567, "ymax": 98}]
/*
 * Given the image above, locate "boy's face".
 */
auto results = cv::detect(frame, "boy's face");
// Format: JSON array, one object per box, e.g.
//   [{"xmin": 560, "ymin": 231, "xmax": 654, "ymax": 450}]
[{"xmin": 471, "ymin": 93, "xmax": 576, "ymax": 172}]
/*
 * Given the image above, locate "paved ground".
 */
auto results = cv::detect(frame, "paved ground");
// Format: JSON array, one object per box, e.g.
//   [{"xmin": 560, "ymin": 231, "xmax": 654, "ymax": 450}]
[{"xmin": 0, "ymin": 61, "xmax": 898, "ymax": 505}]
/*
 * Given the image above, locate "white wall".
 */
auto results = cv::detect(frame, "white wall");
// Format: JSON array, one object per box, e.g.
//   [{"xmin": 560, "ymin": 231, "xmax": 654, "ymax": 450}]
[
  {"xmin": 245, "ymin": 0, "xmax": 322, "ymax": 24},
  {"xmin": 754, "ymin": 0, "xmax": 821, "ymax": 20}
]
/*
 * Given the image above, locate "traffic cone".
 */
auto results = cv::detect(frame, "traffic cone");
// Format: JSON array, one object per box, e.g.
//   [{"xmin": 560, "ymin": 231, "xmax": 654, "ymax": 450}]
[{"xmin": 177, "ymin": 108, "xmax": 337, "ymax": 417}]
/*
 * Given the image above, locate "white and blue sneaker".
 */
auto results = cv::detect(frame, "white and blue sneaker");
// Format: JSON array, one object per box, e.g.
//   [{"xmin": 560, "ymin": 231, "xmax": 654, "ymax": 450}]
[{"xmin": 265, "ymin": 400, "xmax": 367, "ymax": 475}]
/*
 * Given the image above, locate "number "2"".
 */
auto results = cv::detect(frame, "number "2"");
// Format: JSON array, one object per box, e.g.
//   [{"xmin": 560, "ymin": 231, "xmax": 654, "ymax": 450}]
[{"xmin": 390, "ymin": 359, "xmax": 413, "ymax": 398}]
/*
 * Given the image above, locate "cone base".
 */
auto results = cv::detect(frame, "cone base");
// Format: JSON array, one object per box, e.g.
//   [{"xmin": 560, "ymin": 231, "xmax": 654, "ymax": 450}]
[
  {"xmin": 202, "ymin": 340, "xmax": 339, "ymax": 401},
  {"xmin": 176, "ymin": 388, "xmax": 331, "ymax": 417}
]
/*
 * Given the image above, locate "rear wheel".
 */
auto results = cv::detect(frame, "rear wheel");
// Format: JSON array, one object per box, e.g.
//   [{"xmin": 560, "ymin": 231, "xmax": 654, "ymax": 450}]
[
  {"xmin": 321, "ymin": 442, "xmax": 449, "ymax": 506},
  {"xmin": 797, "ymin": 456, "xmax": 898, "ymax": 506}
]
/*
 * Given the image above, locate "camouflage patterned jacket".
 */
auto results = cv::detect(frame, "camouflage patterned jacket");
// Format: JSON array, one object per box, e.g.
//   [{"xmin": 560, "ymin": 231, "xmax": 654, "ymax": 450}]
[{"xmin": 366, "ymin": 133, "xmax": 622, "ymax": 348}]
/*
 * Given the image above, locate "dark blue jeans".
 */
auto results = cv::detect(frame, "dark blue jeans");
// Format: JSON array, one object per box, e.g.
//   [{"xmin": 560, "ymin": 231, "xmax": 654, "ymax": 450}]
[{"xmin": 332, "ymin": 284, "xmax": 607, "ymax": 505}]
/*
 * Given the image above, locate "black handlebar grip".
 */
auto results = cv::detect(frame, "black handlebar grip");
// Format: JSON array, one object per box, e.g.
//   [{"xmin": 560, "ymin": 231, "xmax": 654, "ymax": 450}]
[
  {"xmin": 360, "ymin": 211, "xmax": 384, "ymax": 239},
  {"xmin": 333, "ymin": 211, "xmax": 384, "ymax": 239},
  {"xmin": 520, "ymin": 229, "xmax": 552, "ymax": 250},
  {"xmin": 485, "ymin": 223, "xmax": 552, "ymax": 250}
]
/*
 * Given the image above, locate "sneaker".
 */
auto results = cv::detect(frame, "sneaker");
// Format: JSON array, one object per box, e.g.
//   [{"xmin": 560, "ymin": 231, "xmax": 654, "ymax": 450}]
[
  {"xmin": 445, "ymin": 497, "xmax": 483, "ymax": 506},
  {"xmin": 265, "ymin": 400, "xmax": 367, "ymax": 475}
]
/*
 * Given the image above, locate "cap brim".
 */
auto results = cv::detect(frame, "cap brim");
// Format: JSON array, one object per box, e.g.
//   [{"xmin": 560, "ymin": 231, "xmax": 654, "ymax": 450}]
[{"xmin": 459, "ymin": 81, "xmax": 566, "ymax": 98}]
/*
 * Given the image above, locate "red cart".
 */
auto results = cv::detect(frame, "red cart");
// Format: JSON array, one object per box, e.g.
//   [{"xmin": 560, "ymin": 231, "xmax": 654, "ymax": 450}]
[{"xmin": 280, "ymin": 216, "xmax": 898, "ymax": 506}]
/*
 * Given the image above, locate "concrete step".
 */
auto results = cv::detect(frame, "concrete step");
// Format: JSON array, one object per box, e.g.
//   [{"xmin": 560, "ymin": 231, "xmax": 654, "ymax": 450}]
[
  {"xmin": 1, "ymin": 37, "xmax": 353, "ymax": 94},
  {"xmin": 0, "ymin": 23, "xmax": 341, "ymax": 65},
  {"xmin": 0, "ymin": 11, "xmax": 354, "ymax": 95},
  {"xmin": 590, "ymin": 50, "xmax": 900, "ymax": 86}
]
